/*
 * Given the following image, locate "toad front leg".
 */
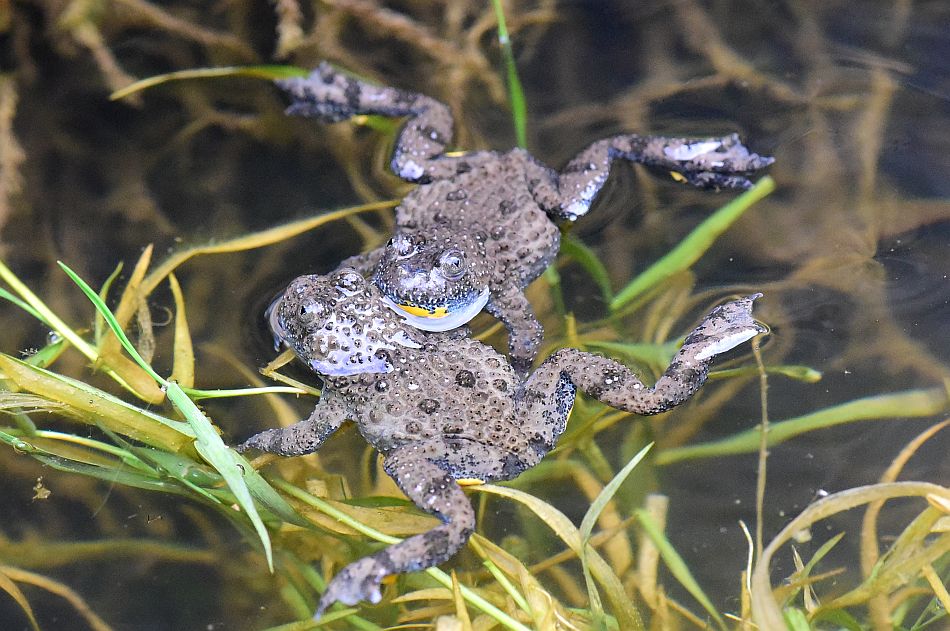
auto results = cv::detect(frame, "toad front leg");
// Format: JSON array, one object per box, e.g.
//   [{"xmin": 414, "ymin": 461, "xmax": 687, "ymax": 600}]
[
  {"xmin": 237, "ymin": 392, "xmax": 348, "ymax": 456},
  {"xmin": 530, "ymin": 134, "xmax": 774, "ymax": 221},
  {"xmin": 485, "ymin": 283, "xmax": 545, "ymax": 376}
]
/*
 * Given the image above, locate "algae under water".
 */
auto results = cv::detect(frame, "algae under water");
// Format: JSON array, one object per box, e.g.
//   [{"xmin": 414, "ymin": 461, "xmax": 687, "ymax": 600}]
[{"xmin": 0, "ymin": 1, "xmax": 947, "ymax": 629}]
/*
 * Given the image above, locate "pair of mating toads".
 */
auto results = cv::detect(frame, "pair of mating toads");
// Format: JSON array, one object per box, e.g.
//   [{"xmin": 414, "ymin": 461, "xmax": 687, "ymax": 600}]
[{"xmin": 238, "ymin": 63, "xmax": 772, "ymax": 615}]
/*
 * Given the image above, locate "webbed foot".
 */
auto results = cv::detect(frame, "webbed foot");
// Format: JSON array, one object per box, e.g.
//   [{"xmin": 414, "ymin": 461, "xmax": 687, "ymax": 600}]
[
  {"xmin": 659, "ymin": 134, "xmax": 775, "ymax": 190},
  {"xmin": 315, "ymin": 556, "xmax": 390, "ymax": 617},
  {"xmin": 683, "ymin": 293, "xmax": 766, "ymax": 361}
]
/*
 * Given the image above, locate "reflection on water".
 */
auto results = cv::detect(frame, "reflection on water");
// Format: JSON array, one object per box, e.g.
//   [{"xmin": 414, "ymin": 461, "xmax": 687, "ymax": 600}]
[{"xmin": 1, "ymin": 0, "xmax": 947, "ymax": 627}]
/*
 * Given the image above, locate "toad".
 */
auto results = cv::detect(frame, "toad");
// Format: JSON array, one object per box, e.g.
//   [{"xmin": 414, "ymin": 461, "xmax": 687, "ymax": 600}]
[
  {"xmin": 239, "ymin": 268, "xmax": 764, "ymax": 615},
  {"xmin": 278, "ymin": 63, "xmax": 773, "ymax": 373}
]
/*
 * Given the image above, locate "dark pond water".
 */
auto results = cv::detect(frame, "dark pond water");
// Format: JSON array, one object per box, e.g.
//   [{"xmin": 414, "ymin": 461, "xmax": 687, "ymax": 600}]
[{"xmin": 1, "ymin": 1, "xmax": 948, "ymax": 629}]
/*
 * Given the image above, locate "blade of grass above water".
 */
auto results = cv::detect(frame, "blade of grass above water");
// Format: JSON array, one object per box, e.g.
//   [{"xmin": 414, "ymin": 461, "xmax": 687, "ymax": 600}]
[
  {"xmin": 636, "ymin": 509, "xmax": 726, "ymax": 630},
  {"xmin": 94, "ymin": 261, "xmax": 124, "ymax": 346},
  {"xmin": 57, "ymin": 262, "xmax": 285, "ymax": 570},
  {"xmin": 0, "ymin": 287, "xmax": 52, "ymax": 327},
  {"xmin": 273, "ymin": 480, "xmax": 533, "ymax": 631},
  {"xmin": 610, "ymin": 176, "xmax": 775, "ymax": 312},
  {"xmin": 476, "ymin": 483, "xmax": 645, "ymax": 630},
  {"xmin": 580, "ymin": 443, "xmax": 653, "ymax": 539},
  {"xmin": 0, "ymin": 260, "xmax": 151, "ymax": 398},
  {"xmin": 576, "ymin": 443, "xmax": 653, "ymax": 622},
  {"xmin": 139, "ymin": 200, "xmax": 395, "ymax": 299},
  {"xmin": 110, "ymin": 65, "xmax": 309, "ymax": 101}
]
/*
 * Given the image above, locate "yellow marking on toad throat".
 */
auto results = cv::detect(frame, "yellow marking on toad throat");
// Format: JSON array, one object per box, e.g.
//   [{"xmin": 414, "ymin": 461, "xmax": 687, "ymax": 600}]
[
  {"xmin": 669, "ymin": 171, "xmax": 687, "ymax": 183},
  {"xmin": 398, "ymin": 303, "xmax": 450, "ymax": 318},
  {"xmin": 457, "ymin": 478, "xmax": 485, "ymax": 487}
]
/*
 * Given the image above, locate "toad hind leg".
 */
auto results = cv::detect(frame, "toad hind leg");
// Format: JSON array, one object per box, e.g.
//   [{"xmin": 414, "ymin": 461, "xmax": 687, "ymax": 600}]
[
  {"xmin": 316, "ymin": 437, "xmax": 538, "ymax": 616},
  {"xmin": 278, "ymin": 63, "xmax": 457, "ymax": 183},
  {"xmin": 532, "ymin": 133, "xmax": 774, "ymax": 221},
  {"xmin": 523, "ymin": 294, "xmax": 765, "ymax": 422}
]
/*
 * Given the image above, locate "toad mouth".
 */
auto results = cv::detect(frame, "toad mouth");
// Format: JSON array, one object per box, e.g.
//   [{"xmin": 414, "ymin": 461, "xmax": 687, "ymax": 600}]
[{"xmin": 381, "ymin": 287, "xmax": 490, "ymax": 332}]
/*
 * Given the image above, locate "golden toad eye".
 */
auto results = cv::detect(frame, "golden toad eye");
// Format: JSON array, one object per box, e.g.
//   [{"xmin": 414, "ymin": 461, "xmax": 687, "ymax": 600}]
[{"xmin": 439, "ymin": 250, "xmax": 466, "ymax": 280}]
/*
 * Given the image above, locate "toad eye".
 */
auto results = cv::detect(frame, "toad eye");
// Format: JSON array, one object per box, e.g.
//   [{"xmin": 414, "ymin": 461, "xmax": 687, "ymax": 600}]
[
  {"xmin": 297, "ymin": 300, "xmax": 327, "ymax": 324},
  {"xmin": 438, "ymin": 250, "xmax": 466, "ymax": 280},
  {"xmin": 391, "ymin": 235, "xmax": 413, "ymax": 256}
]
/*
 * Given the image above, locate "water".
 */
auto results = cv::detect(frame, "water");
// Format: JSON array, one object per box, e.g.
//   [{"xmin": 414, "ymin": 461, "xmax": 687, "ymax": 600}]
[{"xmin": 1, "ymin": 1, "xmax": 947, "ymax": 628}]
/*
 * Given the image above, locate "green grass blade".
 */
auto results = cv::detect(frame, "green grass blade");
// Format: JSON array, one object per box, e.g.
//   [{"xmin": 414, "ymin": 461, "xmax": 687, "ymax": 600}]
[
  {"xmin": 610, "ymin": 176, "xmax": 775, "ymax": 312},
  {"xmin": 0, "ymin": 260, "xmax": 138, "ymax": 393},
  {"xmin": 94, "ymin": 261, "xmax": 124, "ymax": 345},
  {"xmin": 94, "ymin": 424, "xmax": 227, "ymax": 504},
  {"xmin": 0, "ymin": 354, "xmax": 195, "ymax": 449},
  {"xmin": 0, "ymin": 287, "xmax": 52, "ymax": 327},
  {"xmin": 656, "ymin": 387, "xmax": 950, "ymax": 465},
  {"xmin": 474, "ymin": 554, "xmax": 532, "ymax": 616},
  {"xmin": 709, "ymin": 364, "xmax": 822, "ymax": 383},
  {"xmin": 110, "ymin": 65, "xmax": 309, "ymax": 101},
  {"xmin": 58, "ymin": 261, "xmax": 283, "ymax": 569},
  {"xmin": 561, "ymin": 234, "xmax": 614, "ymax": 304},
  {"xmin": 811, "ymin": 608, "xmax": 864, "ymax": 631},
  {"xmin": 57, "ymin": 262, "xmax": 161, "ymax": 381},
  {"xmin": 490, "ymin": 0, "xmax": 527, "ymax": 148},
  {"xmin": 783, "ymin": 607, "xmax": 811, "ymax": 631},
  {"xmin": 579, "ymin": 443, "xmax": 653, "ymax": 541},
  {"xmin": 165, "ymin": 382, "xmax": 275, "ymax": 569},
  {"xmin": 3, "ymin": 426, "xmax": 157, "ymax": 473},
  {"xmin": 574, "ymin": 443, "xmax": 652, "ymax": 622},
  {"xmin": 636, "ymin": 509, "xmax": 726, "ymax": 630}
]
